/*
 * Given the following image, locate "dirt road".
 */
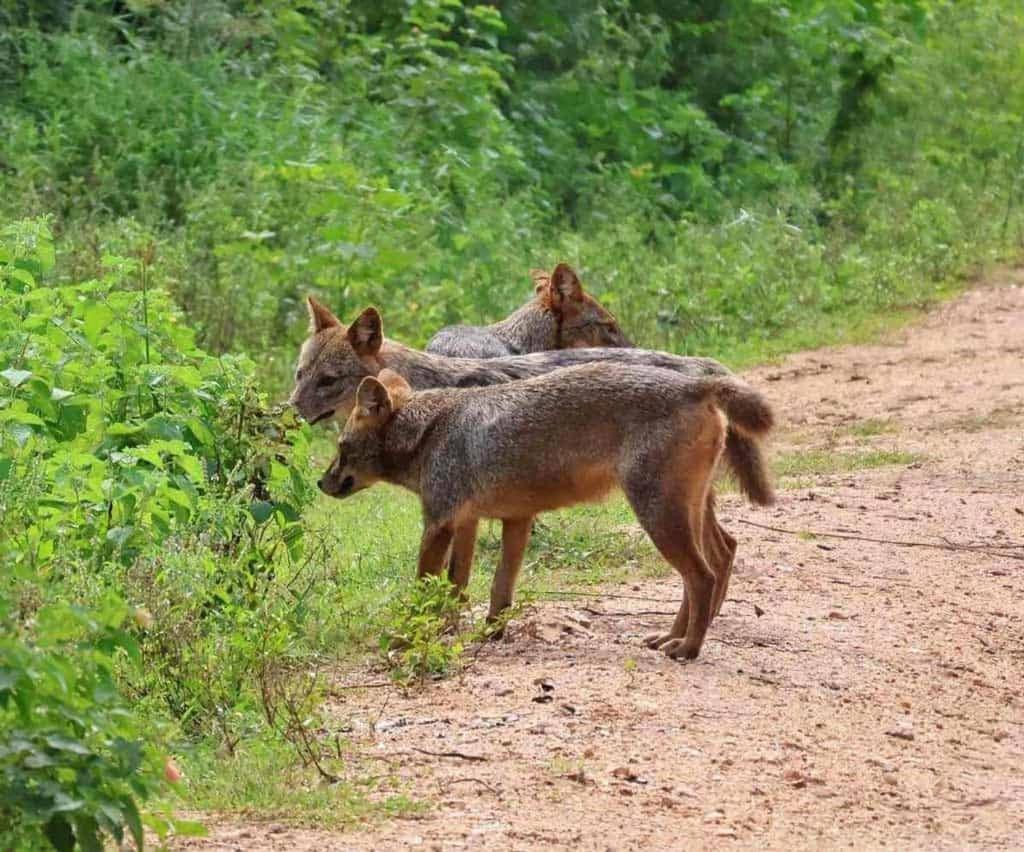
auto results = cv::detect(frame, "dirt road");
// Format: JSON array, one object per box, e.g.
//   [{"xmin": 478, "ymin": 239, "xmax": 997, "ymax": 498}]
[{"xmin": 184, "ymin": 276, "xmax": 1024, "ymax": 850}]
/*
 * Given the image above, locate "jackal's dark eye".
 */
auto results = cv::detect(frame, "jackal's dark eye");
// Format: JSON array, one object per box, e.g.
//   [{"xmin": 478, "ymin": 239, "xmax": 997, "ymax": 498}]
[{"xmin": 317, "ymin": 374, "xmax": 339, "ymax": 388}]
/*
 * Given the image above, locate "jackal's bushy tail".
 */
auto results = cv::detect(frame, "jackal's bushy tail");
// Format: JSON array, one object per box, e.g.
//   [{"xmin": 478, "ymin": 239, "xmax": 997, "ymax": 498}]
[{"xmin": 706, "ymin": 377, "xmax": 775, "ymax": 507}]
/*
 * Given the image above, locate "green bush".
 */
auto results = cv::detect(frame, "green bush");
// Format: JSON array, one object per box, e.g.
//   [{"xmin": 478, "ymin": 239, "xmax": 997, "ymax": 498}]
[
  {"xmin": 1, "ymin": 217, "xmax": 320, "ymax": 839},
  {"xmin": 0, "ymin": 218, "xmax": 314, "ymax": 576},
  {"xmin": 0, "ymin": 592, "xmax": 207, "ymax": 850}
]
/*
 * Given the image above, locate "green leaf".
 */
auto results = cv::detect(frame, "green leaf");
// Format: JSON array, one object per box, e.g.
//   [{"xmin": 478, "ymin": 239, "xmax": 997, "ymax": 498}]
[
  {"xmin": 107, "ymin": 423, "xmax": 145, "ymax": 437},
  {"xmin": 6, "ymin": 267, "xmax": 36, "ymax": 288},
  {"xmin": 122, "ymin": 797, "xmax": 145, "ymax": 850},
  {"xmin": 24, "ymin": 750, "xmax": 57, "ymax": 768},
  {"xmin": 185, "ymin": 416, "xmax": 215, "ymax": 447},
  {"xmin": 106, "ymin": 526, "xmax": 135, "ymax": 548},
  {"xmin": 7, "ymin": 422, "xmax": 34, "ymax": 447},
  {"xmin": 74, "ymin": 813, "xmax": 103, "ymax": 852},
  {"xmin": 0, "ymin": 408, "xmax": 46, "ymax": 426},
  {"xmin": 1, "ymin": 367, "xmax": 32, "ymax": 388},
  {"xmin": 45, "ymin": 735, "xmax": 92, "ymax": 756},
  {"xmin": 145, "ymin": 415, "xmax": 184, "ymax": 441},
  {"xmin": 174, "ymin": 453, "xmax": 204, "ymax": 482},
  {"xmin": 83, "ymin": 304, "xmax": 114, "ymax": 344},
  {"xmin": 250, "ymin": 500, "xmax": 274, "ymax": 523}
]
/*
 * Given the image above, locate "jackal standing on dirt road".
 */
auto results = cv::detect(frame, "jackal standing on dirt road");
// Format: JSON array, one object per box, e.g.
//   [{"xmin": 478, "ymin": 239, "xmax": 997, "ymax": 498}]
[{"xmin": 317, "ymin": 363, "xmax": 774, "ymax": 660}]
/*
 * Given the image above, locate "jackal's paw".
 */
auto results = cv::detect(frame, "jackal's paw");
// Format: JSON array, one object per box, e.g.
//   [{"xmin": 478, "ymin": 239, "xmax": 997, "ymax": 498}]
[
  {"xmin": 644, "ymin": 632, "xmax": 674, "ymax": 650},
  {"xmin": 484, "ymin": 616, "xmax": 508, "ymax": 642},
  {"xmin": 660, "ymin": 638, "xmax": 700, "ymax": 661}
]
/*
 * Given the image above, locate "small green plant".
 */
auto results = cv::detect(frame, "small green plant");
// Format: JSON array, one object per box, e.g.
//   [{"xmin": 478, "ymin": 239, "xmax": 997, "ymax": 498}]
[{"xmin": 380, "ymin": 575, "xmax": 469, "ymax": 684}]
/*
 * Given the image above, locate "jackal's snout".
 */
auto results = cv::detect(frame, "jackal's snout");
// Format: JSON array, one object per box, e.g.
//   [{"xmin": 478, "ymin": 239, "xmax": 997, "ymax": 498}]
[{"xmin": 318, "ymin": 472, "xmax": 354, "ymax": 497}]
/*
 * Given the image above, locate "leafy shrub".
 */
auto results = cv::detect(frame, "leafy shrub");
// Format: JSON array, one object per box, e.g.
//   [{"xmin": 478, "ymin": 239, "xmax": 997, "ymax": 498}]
[
  {"xmin": 1, "ymin": 217, "xmax": 320, "ymax": 835},
  {"xmin": 0, "ymin": 218, "xmax": 314, "ymax": 577},
  {"xmin": 0, "ymin": 593, "xmax": 200, "ymax": 850}
]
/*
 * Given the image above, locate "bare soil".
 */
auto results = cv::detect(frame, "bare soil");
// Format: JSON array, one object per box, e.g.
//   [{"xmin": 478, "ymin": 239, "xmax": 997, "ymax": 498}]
[{"xmin": 180, "ymin": 277, "xmax": 1024, "ymax": 851}]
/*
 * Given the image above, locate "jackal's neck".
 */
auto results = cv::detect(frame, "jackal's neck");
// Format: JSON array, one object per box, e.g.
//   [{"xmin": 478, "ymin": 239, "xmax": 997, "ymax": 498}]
[
  {"xmin": 378, "ymin": 393, "xmax": 455, "ymax": 491},
  {"xmin": 488, "ymin": 299, "xmax": 558, "ymax": 353}
]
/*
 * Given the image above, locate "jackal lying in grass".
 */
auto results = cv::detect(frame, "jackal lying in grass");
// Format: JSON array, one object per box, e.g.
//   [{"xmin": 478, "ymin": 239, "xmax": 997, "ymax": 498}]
[
  {"xmin": 317, "ymin": 363, "xmax": 774, "ymax": 660},
  {"xmin": 425, "ymin": 263, "xmax": 632, "ymax": 358},
  {"xmin": 292, "ymin": 299, "xmax": 774, "ymax": 620}
]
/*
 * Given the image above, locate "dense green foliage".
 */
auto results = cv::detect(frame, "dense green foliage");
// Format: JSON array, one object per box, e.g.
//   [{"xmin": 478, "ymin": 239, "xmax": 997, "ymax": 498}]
[
  {"xmin": 0, "ymin": 221, "xmax": 314, "ymax": 846},
  {"xmin": 3, "ymin": 2, "xmax": 1023, "ymax": 383},
  {"xmin": 2, "ymin": 0, "xmax": 1024, "ymax": 842}
]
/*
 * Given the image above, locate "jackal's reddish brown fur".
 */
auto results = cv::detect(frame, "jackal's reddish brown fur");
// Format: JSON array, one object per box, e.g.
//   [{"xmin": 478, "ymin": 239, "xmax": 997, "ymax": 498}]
[{"xmin": 318, "ymin": 363, "xmax": 774, "ymax": 660}]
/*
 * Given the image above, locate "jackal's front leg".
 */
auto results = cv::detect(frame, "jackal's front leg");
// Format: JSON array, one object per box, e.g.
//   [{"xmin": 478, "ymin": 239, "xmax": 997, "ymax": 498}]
[
  {"xmin": 417, "ymin": 522, "xmax": 455, "ymax": 580},
  {"xmin": 446, "ymin": 519, "xmax": 479, "ymax": 596},
  {"xmin": 487, "ymin": 517, "xmax": 534, "ymax": 634}
]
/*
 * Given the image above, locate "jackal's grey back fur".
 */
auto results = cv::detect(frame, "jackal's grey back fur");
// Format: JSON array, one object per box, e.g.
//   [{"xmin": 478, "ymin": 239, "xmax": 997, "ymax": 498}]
[{"xmin": 426, "ymin": 264, "xmax": 630, "ymax": 358}]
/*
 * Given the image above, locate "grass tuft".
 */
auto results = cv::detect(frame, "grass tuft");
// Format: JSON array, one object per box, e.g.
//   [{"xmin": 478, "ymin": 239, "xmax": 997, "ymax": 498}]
[{"xmin": 774, "ymin": 448, "xmax": 922, "ymax": 481}]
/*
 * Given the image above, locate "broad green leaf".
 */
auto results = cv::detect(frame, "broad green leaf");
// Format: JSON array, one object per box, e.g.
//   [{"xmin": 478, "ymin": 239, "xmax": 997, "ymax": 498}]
[
  {"xmin": 83, "ymin": 303, "xmax": 114, "ymax": 344},
  {"xmin": 0, "ymin": 408, "xmax": 46, "ymax": 425},
  {"xmin": 5, "ymin": 267, "xmax": 36, "ymax": 288},
  {"xmin": 1, "ymin": 367, "xmax": 32, "ymax": 387},
  {"xmin": 45, "ymin": 735, "xmax": 92, "ymax": 756},
  {"xmin": 106, "ymin": 526, "xmax": 135, "ymax": 547},
  {"xmin": 250, "ymin": 500, "xmax": 274, "ymax": 523}
]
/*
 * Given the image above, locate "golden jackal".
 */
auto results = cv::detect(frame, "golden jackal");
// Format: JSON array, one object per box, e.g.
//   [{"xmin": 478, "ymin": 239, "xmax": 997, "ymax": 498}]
[
  {"xmin": 425, "ymin": 263, "xmax": 632, "ymax": 358},
  {"xmin": 318, "ymin": 363, "xmax": 774, "ymax": 660}
]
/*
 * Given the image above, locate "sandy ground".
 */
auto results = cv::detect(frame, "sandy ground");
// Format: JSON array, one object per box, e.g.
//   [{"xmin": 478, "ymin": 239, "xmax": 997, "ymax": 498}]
[{"xmin": 178, "ymin": 275, "xmax": 1024, "ymax": 850}]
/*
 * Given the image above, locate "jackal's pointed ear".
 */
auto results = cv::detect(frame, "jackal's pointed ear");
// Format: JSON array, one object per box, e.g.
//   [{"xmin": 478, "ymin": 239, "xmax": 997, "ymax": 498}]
[
  {"xmin": 355, "ymin": 376, "xmax": 392, "ymax": 424},
  {"xmin": 307, "ymin": 296, "xmax": 341, "ymax": 333},
  {"xmin": 376, "ymin": 369, "xmax": 412, "ymax": 410},
  {"xmin": 549, "ymin": 263, "xmax": 585, "ymax": 307},
  {"xmin": 347, "ymin": 307, "xmax": 383, "ymax": 357},
  {"xmin": 529, "ymin": 268, "xmax": 551, "ymax": 294}
]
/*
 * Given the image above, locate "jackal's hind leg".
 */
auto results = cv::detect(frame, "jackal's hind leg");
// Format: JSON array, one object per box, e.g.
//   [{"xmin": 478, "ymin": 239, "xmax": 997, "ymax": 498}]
[
  {"xmin": 709, "ymin": 514, "xmax": 737, "ymax": 617},
  {"xmin": 624, "ymin": 453, "xmax": 717, "ymax": 661},
  {"xmin": 446, "ymin": 519, "xmax": 479, "ymax": 599}
]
